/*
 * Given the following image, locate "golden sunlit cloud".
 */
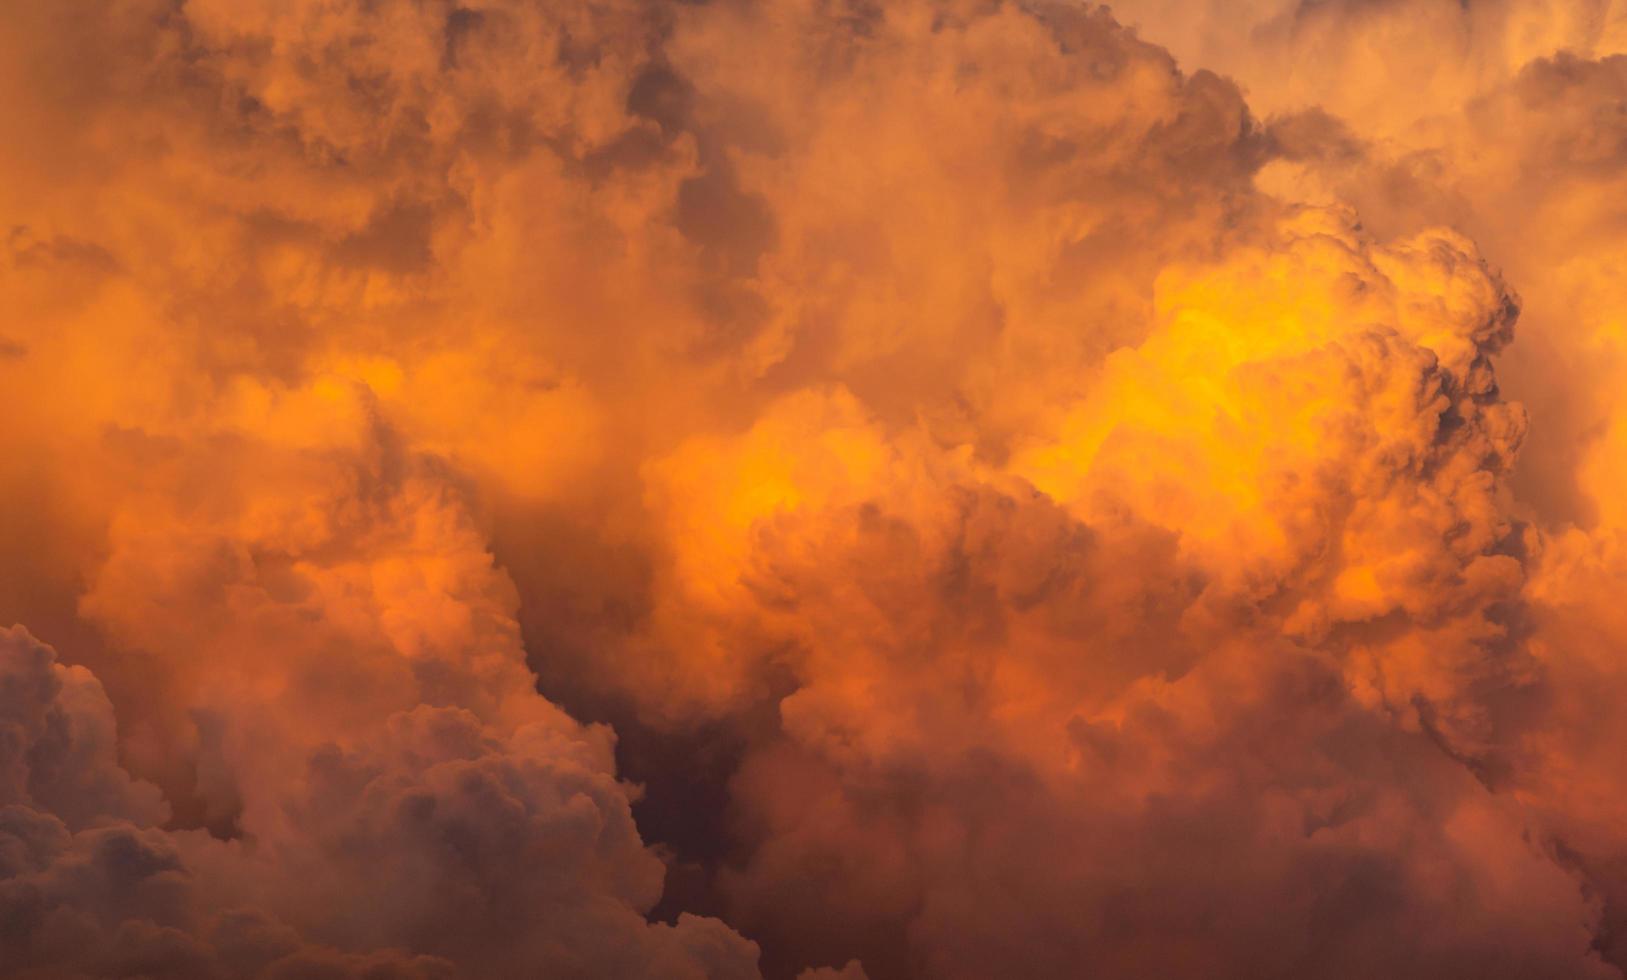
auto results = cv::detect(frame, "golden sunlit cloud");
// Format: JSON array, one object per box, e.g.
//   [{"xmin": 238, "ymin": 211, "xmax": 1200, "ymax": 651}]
[{"xmin": 6, "ymin": 1, "xmax": 1627, "ymax": 978}]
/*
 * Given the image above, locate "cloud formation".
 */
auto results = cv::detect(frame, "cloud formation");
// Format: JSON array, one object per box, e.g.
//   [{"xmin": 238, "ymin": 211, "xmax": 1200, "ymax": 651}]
[{"xmin": 5, "ymin": 0, "xmax": 1627, "ymax": 978}]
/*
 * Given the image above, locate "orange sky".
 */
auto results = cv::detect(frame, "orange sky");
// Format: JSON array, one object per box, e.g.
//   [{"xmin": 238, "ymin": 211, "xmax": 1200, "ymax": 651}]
[{"xmin": 5, "ymin": 2, "xmax": 1627, "ymax": 978}]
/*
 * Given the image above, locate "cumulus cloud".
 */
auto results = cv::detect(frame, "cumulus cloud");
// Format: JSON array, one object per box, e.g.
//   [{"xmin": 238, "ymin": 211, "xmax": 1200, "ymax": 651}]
[
  {"xmin": 6, "ymin": 0, "xmax": 1627, "ymax": 978},
  {"xmin": 1, "ymin": 441, "xmax": 761, "ymax": 978},
  {"xmin": 637, "ymin": 206, "xmax": 1585, "ymax": 976}
]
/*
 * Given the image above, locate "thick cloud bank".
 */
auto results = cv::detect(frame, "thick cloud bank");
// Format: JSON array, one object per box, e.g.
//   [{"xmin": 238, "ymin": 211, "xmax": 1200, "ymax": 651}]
[{"xmin": 5, "ymin": 1, "xmax": 1627, "ymax": 978}]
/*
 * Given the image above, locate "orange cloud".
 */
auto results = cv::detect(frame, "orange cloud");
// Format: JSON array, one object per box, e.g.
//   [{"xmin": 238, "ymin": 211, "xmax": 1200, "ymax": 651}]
[{"xmin": 7, "ymin": 1, "xmax": 1627, "ymax": 978}]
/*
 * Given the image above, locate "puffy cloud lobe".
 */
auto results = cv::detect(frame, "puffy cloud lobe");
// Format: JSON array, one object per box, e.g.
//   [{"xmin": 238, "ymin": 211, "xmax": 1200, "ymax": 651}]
[
  {"xmin": 1021, "ymin": 214, "xmax": 1534, "ymax": 758},
  {"xmin": 0, "ymin": 626, "xmax": 459, "ymax": 978},
  {"xmin": 642, "ymin": 208, "xmax": 1532, "ymax": 756},
  {"xmin": 1059, "ymin": 2, "xmax": 1627, "ymax": 973},
  {"xmin": 634, "ymin": 206, "xmax": 1591, "ymax": 976},
  {"xmin": 0, "ymin": 401, "xmax": 762, "ymax": 977},
  {"xmin": 0, "ymin": 626, "xmax": 166, "ymax": 830},
  {"xmin": 0, "ymin": 627, "xmax": 759, "ymax": 979}
]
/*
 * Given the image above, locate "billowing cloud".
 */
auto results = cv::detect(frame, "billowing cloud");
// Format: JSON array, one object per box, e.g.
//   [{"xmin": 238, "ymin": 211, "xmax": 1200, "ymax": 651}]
[{"xmin": 6, "ymin": 1, "xmax": 1627, "ymax": 978}]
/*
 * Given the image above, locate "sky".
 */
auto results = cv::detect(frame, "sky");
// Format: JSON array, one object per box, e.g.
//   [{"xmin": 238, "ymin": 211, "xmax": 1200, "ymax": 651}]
[{"xmin": 4, "ymin": 1, "xmax": 1627, "ymax": 977}]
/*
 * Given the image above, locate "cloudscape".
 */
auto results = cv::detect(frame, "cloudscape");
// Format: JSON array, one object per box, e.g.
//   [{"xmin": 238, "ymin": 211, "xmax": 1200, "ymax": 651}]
[{"xmin": 6, "ymin": 1, "xmax": 1627, "ymax": 977}]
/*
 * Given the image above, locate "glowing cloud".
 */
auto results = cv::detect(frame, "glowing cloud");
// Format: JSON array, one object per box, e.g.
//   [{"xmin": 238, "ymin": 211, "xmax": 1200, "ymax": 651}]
[{"xmin": 6, "ymin": 1, "xmax": 1627, "ymax": 978}]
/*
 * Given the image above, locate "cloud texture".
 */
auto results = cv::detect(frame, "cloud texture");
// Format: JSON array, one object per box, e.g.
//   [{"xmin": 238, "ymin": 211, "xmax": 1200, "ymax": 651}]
[{"xmin": 6, "ymin": 0, "xmax": 1627, "ymax": 977}]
